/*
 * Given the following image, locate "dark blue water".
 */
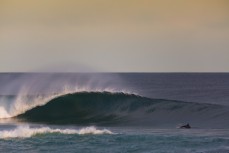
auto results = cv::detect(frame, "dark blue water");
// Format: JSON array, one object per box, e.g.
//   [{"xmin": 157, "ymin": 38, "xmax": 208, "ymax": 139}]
[
  {"xmin": 0, "ymin": 73, "xmax": 229, "ymax": 153},
  {"xmin": 120, "ymin": 73, "xmax": 229, "ymax": 106}
]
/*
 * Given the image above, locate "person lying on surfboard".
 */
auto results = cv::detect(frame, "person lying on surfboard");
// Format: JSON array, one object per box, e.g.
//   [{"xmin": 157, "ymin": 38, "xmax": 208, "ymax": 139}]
[{"xmin": 179, "ymin": 123, "xmax": 191, "ymax": 129}]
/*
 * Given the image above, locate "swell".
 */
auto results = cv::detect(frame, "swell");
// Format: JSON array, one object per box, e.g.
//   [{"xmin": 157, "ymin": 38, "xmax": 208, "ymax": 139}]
[{"xmin": 16, "ymin": 92, "xmax": 229, "ymax": 128}]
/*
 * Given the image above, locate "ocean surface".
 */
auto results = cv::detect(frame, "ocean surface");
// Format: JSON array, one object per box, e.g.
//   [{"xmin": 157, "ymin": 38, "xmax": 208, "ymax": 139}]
[{"xmin": 0, "ymin": 73, "xmax": 229, "ymax": 153}]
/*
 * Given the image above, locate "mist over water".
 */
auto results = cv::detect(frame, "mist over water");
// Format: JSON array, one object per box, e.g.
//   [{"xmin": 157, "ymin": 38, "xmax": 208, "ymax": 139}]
[
  {"xmin": 0, "ymin": 73, "xmax": 129, "ymax": 95},
  {"xmin": 0, "ymin": 73, "xmax": 132, "ymax": 118}
]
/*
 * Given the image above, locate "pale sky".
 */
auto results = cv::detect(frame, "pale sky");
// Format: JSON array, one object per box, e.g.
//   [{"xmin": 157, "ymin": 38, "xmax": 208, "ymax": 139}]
[{"xmin": 0, "ymin": 0, "xmax": 229, "ymax": 72}]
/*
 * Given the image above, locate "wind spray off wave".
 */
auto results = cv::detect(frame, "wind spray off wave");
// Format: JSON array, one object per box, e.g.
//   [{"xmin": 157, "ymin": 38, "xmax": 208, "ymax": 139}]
[
  {"xmin": 0, "ymin": 88, "xmax": 132, "ymax": 119},
  {"xmin": 0, "ymin": 73, "xmax": 132, "ymax": 119}
]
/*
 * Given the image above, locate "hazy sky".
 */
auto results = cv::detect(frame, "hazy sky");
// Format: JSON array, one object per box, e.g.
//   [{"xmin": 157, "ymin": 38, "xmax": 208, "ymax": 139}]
[{"xmin": 0, "ymin": 0, "xmax": 229, "ymax": 72}]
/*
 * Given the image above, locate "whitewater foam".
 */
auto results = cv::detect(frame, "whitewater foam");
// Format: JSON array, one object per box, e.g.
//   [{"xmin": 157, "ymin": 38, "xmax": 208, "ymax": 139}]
[{"xmin": 0, "ymin": 125, "xmax": 114, "ymax": 139}]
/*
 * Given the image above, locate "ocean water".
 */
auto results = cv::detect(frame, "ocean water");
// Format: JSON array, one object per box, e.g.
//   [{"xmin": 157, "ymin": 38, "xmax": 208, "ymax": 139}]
[
  {"xmin": 1, "ymin": 125, "xmax": 229, "ymax": 153},
  {"xmin": 0, "ymin": 73, "xmax": 229, "ymax": 153}
]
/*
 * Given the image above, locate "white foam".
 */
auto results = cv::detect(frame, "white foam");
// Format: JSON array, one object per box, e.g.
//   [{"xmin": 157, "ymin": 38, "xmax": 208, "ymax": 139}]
[{"xmin": 0, "ymin": 125, "xmax": 114, "ymax": 139}]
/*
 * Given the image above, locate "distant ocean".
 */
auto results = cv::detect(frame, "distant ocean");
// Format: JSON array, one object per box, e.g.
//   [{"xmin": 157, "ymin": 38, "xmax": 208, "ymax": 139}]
[{"xmin": 0, "ymin": 73, "xmax": 229, "ymax": 153}]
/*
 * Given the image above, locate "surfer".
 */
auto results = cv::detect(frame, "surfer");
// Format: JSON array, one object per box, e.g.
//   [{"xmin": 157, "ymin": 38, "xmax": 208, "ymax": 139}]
[{"xmin": 179, "ymin": 123, "xmax": 191, "ymax": 129}]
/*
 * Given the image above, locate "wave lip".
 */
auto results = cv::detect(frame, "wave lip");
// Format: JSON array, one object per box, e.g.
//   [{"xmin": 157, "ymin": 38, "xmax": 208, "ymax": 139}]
[{"xmin": 0, "ymin": 125, "xmax": 114, "ymax": 139}]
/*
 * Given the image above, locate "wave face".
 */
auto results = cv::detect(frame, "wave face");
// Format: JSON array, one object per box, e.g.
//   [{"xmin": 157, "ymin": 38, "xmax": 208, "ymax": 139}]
[{"xmin": 16, "ymin": 92, "xmax": 229, "ymax": 128}]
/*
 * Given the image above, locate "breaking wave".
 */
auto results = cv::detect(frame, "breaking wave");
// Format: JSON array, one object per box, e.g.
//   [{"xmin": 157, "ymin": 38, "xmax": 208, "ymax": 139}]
[
  {"xmin": 0, "ymin": 88, "xmax": 133, "ymax": 119},
  {"xmin": 15, "ymin": 92, "xmax": 229, "ymax": 128},
  {"xmin": 0, "ymin": 125, "xmax": 114, "ymax": 139}
]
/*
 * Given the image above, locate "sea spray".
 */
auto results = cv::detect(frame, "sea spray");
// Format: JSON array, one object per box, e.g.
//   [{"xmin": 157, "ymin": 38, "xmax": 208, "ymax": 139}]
[
  {"xmin": 0, "ymin": 89, "xmax": 133, "ymax": 119},
  {"xmin": 0, "ymin": 73, "xmax": 133, "ymax": 119}
]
